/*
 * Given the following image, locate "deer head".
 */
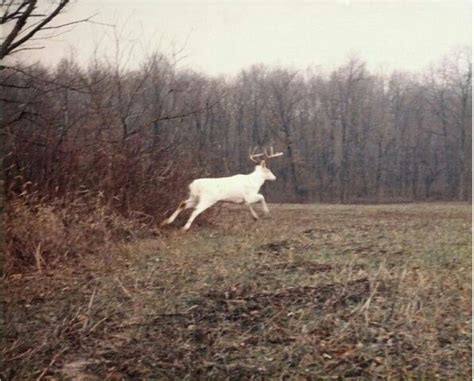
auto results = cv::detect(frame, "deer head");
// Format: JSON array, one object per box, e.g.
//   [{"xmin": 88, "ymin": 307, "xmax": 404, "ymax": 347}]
[{"xmin": 249, "ymin": 146, "xmax": 283, "ymax": 181}]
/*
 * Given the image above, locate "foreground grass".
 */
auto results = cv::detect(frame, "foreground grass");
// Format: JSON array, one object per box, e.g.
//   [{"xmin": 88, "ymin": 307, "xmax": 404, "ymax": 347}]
[{"xmin": 3, "ymin": 203, "xmax": 471, "ymax": 380}]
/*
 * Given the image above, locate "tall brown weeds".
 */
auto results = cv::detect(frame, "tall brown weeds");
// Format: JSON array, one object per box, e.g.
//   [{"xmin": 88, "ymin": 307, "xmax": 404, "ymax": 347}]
[{"xmin": 4, "ymin": 188, "xmax": 149, "ymax": 274}]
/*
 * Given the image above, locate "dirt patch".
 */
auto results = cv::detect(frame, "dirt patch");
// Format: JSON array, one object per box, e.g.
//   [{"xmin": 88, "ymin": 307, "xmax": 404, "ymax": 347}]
[
  {"xmin": 73, "ymin": 278, "xmax": 374, "ymax": 379},
  {"xmin": 302, "ymin": 227, "xmax": 339, "ymax": 237},
  {"xmin": 258, "ymin": 260, "xmax": 333, "ymax": 275},
  {"xmin": 198, "ymin": 277, "xmax": 371, "ymax": 317},
  {"xmin": 255, "ymin": 239, "xmax": 315, "ymax": 256},
  {"xmin": 255, "ymin": 239, "xmax": 295, "ymax": 255}
]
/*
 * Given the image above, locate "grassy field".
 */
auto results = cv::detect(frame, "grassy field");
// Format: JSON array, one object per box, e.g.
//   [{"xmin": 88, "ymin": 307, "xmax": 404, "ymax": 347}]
[{"xmin": 3, "ymin": 203, "xmax": 472, "ymax": 380}]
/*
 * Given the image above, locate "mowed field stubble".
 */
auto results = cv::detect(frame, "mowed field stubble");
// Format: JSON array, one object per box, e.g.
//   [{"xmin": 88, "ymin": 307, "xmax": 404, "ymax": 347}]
[{"xmin": 3, "ymin": 202, "xmax": 472, "ymax": 380}]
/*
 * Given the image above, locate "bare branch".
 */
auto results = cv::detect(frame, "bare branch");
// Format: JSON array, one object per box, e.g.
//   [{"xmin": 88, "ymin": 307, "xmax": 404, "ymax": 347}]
[
  {"xmin": 0, "ymin": 65, "xmax": 90, "ymax": 94},
  {"xmin": 9, "ymin": 45, "xmax": 45, "ymax": 55},
  {"xmin": 1, "ymin": 1, "xmax": 29, "ymax": 25},
  {"xmin": 152, "ymin": 99, "xmax": 222, "ymax": 124},
  {"xmin": 1, "ymin": 0, "xmax": 71, "ymax": 60},
  {"xmin": 0, "ymin": 0, "xmax": 36, "ymax": 59}
]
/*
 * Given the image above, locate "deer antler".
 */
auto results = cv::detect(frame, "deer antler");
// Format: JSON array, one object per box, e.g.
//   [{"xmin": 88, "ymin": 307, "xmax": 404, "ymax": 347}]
[
  {"xmin": 249, "ymin": 146, "xmax": 265, "ymax": 164},
  {"xmin": 264, "ymin": 146, "xmax": 284, "ymax": 159}
]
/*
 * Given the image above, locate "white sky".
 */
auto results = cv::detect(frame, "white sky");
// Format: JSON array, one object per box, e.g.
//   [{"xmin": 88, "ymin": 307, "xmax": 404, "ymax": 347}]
[{"xmin": 11, "ymin": 0, "xmax": 472, "ymax": 76}]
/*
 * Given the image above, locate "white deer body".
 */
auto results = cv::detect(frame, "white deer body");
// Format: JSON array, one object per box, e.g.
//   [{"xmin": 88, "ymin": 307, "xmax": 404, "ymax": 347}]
[
  {"xmin": 191, "ymin": 170, "xmax": 271, "ymax": 205},
  {"xmin": 160, "ymin": 147, "xmax": 282, "ymax": 231}
]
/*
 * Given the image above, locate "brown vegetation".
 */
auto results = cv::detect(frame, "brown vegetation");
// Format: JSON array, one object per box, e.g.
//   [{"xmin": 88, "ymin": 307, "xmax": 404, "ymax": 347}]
[
  {"xmin": 4, "ymin": 189, "xmax": 148, "ymax": 274},
  {"xmin": 3, "ymin": 203, "xmax": 471, "ymax": 379}
]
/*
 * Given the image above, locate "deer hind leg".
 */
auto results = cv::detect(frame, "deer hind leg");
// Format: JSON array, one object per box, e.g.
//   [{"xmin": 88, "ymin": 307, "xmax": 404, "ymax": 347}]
[
  {"xmin": 160, "ymin": 197, "xmax": 196, "ymax": 226},
  {"xmin": 182, "ymin": 200, "xmax": 214, "ymax": 231}
]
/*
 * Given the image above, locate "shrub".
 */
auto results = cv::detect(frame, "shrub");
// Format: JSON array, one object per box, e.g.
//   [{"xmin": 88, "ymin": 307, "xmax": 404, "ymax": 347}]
[{"xmin": 4, "ymin": 190, "xmax": 145, "ymax": 274}]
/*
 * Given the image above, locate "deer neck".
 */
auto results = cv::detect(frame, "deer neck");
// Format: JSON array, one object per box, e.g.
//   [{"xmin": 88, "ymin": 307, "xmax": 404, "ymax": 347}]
[{"xmin": 249, "ymin": 167, "xmax": 266, "ymax": 188}]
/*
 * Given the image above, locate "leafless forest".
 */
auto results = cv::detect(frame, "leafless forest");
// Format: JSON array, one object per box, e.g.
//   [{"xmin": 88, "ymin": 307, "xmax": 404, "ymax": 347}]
[{"xmin": 3, "ymin": 47, "xmax": 472, "ymax": 209}]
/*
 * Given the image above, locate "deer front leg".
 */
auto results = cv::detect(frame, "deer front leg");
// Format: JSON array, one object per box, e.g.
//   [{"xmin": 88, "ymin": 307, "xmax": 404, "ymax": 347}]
[
  {"xmin": 245, "ymin": 194, "xmax": 268, "ymax": 220},
  {"xmin": 245, "ymin": 202, "xmax": 259, "ymax": 220},
  {"xmin": 247, "ymin": 193, "xmax": 269, "ymax": 215},
  {"xmin": 257, "ymin": 193, "xmax": 270, "ymax": 215}
]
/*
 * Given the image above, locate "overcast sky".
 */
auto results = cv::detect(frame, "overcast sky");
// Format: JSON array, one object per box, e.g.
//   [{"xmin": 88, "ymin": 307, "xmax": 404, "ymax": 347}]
[{"xmin": 14, "ymin": 0, "xmax": 472, "ymax": 76}]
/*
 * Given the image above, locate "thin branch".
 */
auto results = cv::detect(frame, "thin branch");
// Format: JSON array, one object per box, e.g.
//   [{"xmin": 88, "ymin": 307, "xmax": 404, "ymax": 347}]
[
  {"xmin": 148, "ymin": 94, "xmax": 225, "ymax": 125},
  {"xmin": 0, "ymin": 0, "xmax": 29, "ymax": 25},
  {"xmin": 0, "ymin": 0, "xmax": 36, "ymax": 59},
  {"xmin": 41, "ymin": 13, "xmax": 108, "ymax": 29},
  {"xmin": 0, "ymin": 82, "xmax": 31, "ymax": 89},
  {"xmin": 27, "ymin": 27, "xmax": 75, "ymax": 41},
  {"xmin": 1, "ymin": 129, "xmax": 50, "ymax": 149},
  {"xmin": 9, "ymin": 46, "xmax": 45, "ymax": 55},
  {"xmin": 1, "ymin": 65, "xmax": 90, "ymax": 94},
  {"xmin": 2, "ymin": 0, "xmax": 70, "ymax": 59},
  {"xmin": 0, "ymin": 97, "xmax": 31, "ymax": 104}
]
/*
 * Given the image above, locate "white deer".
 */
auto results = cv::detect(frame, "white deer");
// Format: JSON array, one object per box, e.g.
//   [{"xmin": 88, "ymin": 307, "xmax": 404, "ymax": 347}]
[{"xmin": 160, "ymin": 147, "xmax": 283, "ymax": 231}]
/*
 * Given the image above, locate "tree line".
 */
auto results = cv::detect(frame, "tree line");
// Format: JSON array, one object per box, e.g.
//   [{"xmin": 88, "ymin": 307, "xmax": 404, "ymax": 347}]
[{"xmin": 1, "ymin": 48, "xmax": 471, "ymax": 219}]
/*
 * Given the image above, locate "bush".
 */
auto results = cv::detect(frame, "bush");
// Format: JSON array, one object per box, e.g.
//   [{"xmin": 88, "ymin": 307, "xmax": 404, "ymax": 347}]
[{"xmin": 4, "ymin": 190, "xmax": 146, "ymax": 274}]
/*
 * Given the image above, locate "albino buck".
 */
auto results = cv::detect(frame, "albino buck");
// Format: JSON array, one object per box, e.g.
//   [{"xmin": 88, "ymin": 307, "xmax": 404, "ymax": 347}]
[{"xmin": 161, "ymin": 147, "xmax": 283, "ymax": 231}]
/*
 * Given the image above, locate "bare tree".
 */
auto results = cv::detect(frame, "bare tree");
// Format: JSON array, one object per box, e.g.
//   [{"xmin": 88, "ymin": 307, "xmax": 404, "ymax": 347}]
[
  {"xmin": 2, "ymin": 46, "xmax": 471, "ymax": 216},
  {"xmin": 425, "ymin": 48, "xmax": 472, "ymax": 200},
  {"xmin": 267, "ymin": 69, "xmax": 305, "ymax": 199}
]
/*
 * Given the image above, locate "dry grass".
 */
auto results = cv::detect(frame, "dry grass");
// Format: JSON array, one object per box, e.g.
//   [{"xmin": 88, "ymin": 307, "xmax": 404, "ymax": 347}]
[
  {"xmin": 4, "ymin": 191, "xmax": 149, "ymax": 274},
  {"xmin": 2, "ymin": 202, "xmax": 471, "ymax": 380}
]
